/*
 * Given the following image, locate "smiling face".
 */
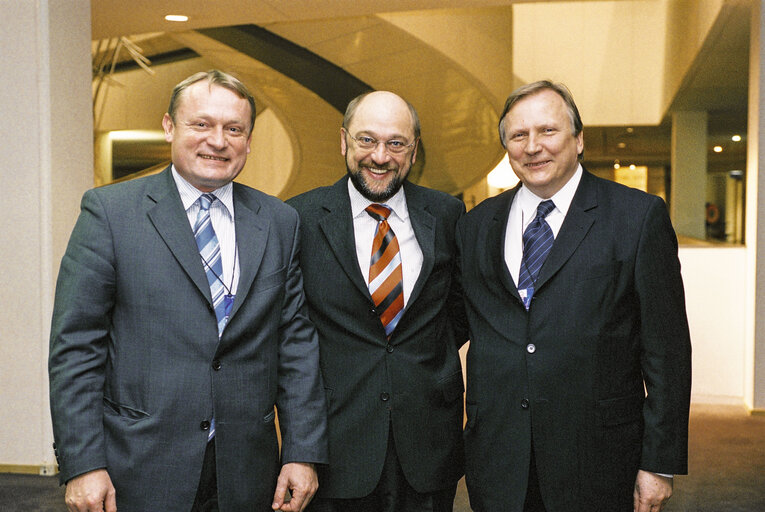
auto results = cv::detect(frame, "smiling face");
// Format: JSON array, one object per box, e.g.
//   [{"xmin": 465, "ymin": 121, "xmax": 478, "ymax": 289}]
[
  {"xmin": 341, "ymin": 91, "xmax": 418, "ymax": 202},
  {"xmin": 162, "ymin": 81, "xmax": 253, "ymax": 192},
  {"xmin": 500, "ymin": 88, "xmax": 583, "ymax": 199}
]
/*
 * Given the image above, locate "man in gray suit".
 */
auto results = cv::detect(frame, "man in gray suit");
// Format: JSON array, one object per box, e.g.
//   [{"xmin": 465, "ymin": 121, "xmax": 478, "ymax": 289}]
[{"xmin": 49, "ymin": 70, "xmax": 327, "ymax": 512}]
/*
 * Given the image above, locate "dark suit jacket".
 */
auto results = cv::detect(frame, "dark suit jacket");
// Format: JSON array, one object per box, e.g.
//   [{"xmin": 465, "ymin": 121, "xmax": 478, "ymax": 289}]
[
  {"xmin": 457, "ymin": 170, "xmax": 691, "ymax": 512},
  {"xmin": 287, "ymin": 178, "xmax": 467, "ymax": 498},
  {"xmin": 49, "ymin": 167, "xmax": 327, "ymax": 511}
]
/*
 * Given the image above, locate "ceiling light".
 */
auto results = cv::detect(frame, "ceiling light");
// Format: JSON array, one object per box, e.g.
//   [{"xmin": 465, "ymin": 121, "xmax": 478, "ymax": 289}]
[
  {"xmin": 617, "ymin": 142, "xmax": 626, "ymax": 149},
  {"xmin": 713, "ymin": 146, "xmax": 723, "ymax": 153},
  {"xmin": 732, "ymin": 135, "xmax": 742, "ymax": 142},
  {"xmin": 614, "ymin": 163, "xmax": 620, "ymax": 170},
  {"xmin": 626, "ymin": 127, "xmax": 634, "ymax": 133},
  {"xmin": 165, "ymin": 14, "xmax": 189, "ymax": 22},
  {"xmin": 629, "ymin": 164, "xmax": 636, "ymax": 170}
]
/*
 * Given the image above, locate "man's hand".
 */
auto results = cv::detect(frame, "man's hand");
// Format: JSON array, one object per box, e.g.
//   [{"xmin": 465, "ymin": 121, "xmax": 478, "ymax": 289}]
[
  {"xmin": 271, "ymin": 462, "xmax": 318, "ymax": 512},
  {"xmin": 65, "ymin": 469, "xmax": 116, "ymax": 512},
  {"xmin": 633, "ymin": 469, "xmax": 673, "ymax": 512}
]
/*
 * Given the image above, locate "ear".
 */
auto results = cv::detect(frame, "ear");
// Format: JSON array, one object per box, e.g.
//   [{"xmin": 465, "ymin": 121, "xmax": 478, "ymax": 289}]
[
  {"xmin": 575, "ymin": 130, "xmax": 584, "ymax": 156},
  {"xmin": 410, "ymin": 139, "xmax": 419, "ymax": 165},
  {"xmin": 162, "ymin": 113, "xmax": 174, "ymax": 143},
  {"xmin": 246, "ymin": 132, "xmax": 253, "ymax": 155},
  {"xmin": 340, "ymin": 128, "xmax": 348, "ymax": 156}
]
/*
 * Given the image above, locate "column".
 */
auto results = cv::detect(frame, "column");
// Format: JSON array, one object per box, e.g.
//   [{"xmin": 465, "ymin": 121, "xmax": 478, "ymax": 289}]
[
  {"xmin": 0, "ymin": 0, "xmax": 93, "ymax": 472},
  {"xmin": 748, "ymin": 0, "xmax": 765, "ymax": 413},
  {"xmin": 670, "ymin": 110, "xmax": 708, "ymax": 240}
]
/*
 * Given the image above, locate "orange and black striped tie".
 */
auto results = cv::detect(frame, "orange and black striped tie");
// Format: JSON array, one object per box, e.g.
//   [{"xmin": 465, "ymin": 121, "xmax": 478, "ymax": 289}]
[{"xmin": 366, "ymin": 204, "xmax": 404, "ymax": 337}]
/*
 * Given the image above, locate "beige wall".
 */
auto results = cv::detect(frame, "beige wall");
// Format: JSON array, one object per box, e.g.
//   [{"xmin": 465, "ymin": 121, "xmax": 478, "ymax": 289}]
[
  {"xmin": 0, "ymin": 0, "xmax": 92, "ymax": 471},
  {"xmin": 513, "ymin": 1, "xmax": 668, "ymax": 125}
]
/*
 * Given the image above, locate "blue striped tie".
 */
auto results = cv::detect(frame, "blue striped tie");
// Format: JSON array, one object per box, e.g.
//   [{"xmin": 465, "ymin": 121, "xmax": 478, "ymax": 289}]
[
  {"xmin": 518, "ymin": 200, "xmax": 555, "ymax": 310},
  {"xmin": 194, "ymin": 194, "xmax": 228, "ymax": 336},
  {"xmin": 193, "ymin": 193, "xmax": 225, "ymax": 440}
]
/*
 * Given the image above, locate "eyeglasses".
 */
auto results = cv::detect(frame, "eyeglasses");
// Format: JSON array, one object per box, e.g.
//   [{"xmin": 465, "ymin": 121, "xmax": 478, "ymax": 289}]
[{"xmin": 347, "ymin": 133, "xmax": 417, "ymax": 154}]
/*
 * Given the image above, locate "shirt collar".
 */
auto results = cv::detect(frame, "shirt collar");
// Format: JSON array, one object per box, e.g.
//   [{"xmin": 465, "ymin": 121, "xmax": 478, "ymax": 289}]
[
  {"xmin": 347, "ymin": 177, "xmax": 409, "ymax": 222},
  {"xmin": 517, "ymin": 163, "xmax": 583, "ymax": 220},
  {"xmin": 172, "ymin": 165, "xmax": 234, "ymax": 218}
]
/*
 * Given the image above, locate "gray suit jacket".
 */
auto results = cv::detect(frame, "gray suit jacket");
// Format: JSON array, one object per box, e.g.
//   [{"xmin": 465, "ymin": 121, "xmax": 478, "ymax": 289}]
[
  {"xmin": 457, "ymin": 170, "xmax": 691, "ymax": 511},
  {"xmin": 287, "ymin": 178, "xmax": 467, "ymax": 498},
  {"xmin": 49, "ymin": 167, "xmax": 327, "ymax": 511}
]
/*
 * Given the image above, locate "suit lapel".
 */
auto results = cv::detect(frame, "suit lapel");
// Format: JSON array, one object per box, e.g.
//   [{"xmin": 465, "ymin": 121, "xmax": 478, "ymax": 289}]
[
  {"xmin": 229, "ymin": 183, "xmax": 270, "ymax": 319},
  {"xmin": 146, "ymin": 167, "xmax": 212, "ymax": 303},
  {"xmin": 485, "ymin": 186, "xmax": 522, "ymax": 301},
  {"xmin": 403, "ymin": 182, "xmax": 435, "ymax": 308},
  {"xmin": 535, "ymin": 170, "xmax": 597, "ymax": 291},
  {"xmin": 318, "ymin": 178, "xmax": 371, "ymax": 299}
]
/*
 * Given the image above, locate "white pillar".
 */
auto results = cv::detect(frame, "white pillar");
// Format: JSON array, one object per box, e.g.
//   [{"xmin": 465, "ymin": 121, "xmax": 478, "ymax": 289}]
[
  {"xmin": 670, "ymin": 110, "xmax": 708, "ymax": 240},
  {"xmin": 747, "ymin": 0, "xmax": 765, "ymax": 412},
  {"xmin": 0, "ymin": 0, "xmax": 92, "ymax": 472}
]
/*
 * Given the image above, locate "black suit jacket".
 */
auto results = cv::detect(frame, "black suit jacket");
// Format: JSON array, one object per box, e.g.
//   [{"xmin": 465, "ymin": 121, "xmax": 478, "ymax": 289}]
[
  {"xmin": 49, "ymin": 167, "xmax": 327, "ymax": 511},
  {"xmin": 457, "ymin": 170, "xmax": 691, "ymax": 512},
  {"xmin": 287, "ymin": 178, "xmax": 467, "ymax": 498}
]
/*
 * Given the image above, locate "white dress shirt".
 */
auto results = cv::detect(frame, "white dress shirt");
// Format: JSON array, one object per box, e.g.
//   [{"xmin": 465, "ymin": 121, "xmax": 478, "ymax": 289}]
[
  {"xmin": 348, "ymin": 179, "xmax": 423, "ymax": 307},
  {"xmin": 504, "ymin": 164, "xmax": 583, "ymax": 286},
  {"xmin": 172, "ymin": 166, "xmax": 240, "ymax": 296}
]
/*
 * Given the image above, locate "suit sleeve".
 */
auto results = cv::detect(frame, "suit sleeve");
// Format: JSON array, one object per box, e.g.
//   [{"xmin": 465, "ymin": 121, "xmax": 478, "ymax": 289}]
[
  {"xmin": 634, "ymin": 197, "xmax": 692, "ymax": 475},
  {"xmin": 448, "ymin": 202, "xmax": 470, "ymax": 347},
  {"xmin": 48, "ymin": 189, "xmax": 115, "ymax": 483},
  {"xmin": 275, "ymin": 212, "xmax": 328, "ymax": 465}
]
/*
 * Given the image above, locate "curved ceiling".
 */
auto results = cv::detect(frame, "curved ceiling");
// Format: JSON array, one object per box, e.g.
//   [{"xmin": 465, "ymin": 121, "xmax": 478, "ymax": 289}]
[
  {"xmin": 92, "ymin": 2, "xmax": 511, "ymax": 198},
  {"xmin": 92, "ymin": 1, "xmax": 749, "ymax": 197}
]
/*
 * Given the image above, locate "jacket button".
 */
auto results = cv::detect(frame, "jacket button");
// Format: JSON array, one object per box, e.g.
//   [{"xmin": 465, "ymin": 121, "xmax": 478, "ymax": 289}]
[
  {"xmin": 370, "ymin": 306, "xmax": 378, "ymax": 316},
  {"xmin": 200, "ymin": 420, "xmax": 211, "ymax": 430},
  {"xmin": 380, "ymin": 392, "xmax": 390, "ymax": 402},
  {"xmin": 212, "ymin": 359, "xmax": 221, "ymax": 371},
  {"xmin": 386, "ymin": 344, "xmax": 394, "ymax": 353},
  {"xmin": 526, "ymin": 343, "xmax": 536, "ymax": 354},
  {"xmin": 521, "ymin": 398, "xmax": 530, "ymax": 409}
]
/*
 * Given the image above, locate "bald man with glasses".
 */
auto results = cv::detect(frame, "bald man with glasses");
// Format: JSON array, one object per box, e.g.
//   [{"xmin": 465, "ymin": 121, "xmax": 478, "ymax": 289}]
[{"xmin": 287, "ymin": 91, "xmax": 468, "ymax": 512}]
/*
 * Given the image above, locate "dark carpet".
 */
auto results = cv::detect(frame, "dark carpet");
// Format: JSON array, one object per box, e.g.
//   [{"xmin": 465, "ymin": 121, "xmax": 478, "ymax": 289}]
[{"xmin": 0, "ymin": 404, "xmax": 762, "ymax": 511}]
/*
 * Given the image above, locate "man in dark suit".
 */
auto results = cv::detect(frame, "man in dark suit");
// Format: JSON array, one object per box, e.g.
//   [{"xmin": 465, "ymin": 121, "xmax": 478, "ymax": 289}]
[
  {"xmin": 457, "ymin": 81, "xmax": 692, "ymax": 512},
  {"xmin": 287, "ymin": 91, "xmax": 467, "ymax": 512},
  {"xmin": 49, "ymin": 70, "xmax": 327, "ymax": 512}
]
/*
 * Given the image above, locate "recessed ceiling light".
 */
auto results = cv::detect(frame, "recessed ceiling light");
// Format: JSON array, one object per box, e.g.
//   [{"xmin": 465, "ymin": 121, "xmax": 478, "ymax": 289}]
[
  {"xmin": 626, "ymin": 127, "xmax": 634, "ymax": 133},
  {"xmin": 617, "ymin": 142, "xmax": 626, "ymax": 149},
  {"xmin": 732, "ymin": 135, "xmax": 742, "ymax": 142},
  {"xmin": 713, "ymin": 146, "xmax": 723, "ymax": 153},
  {"xmin": 629, "ymin": 164, "xmax": 636, "ymax": 170},
  {"xmin": 614, "ymin": 163, "xmax": 620, "ymax": 169},
  {"xmin": 165, "ymin": 14, "xmax": 189, "ymax": 22}
]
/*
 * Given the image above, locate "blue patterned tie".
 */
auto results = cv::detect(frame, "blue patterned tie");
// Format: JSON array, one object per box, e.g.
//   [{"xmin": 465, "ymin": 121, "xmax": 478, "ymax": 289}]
[
  {"xmin": 194, "ymin": 194, "xmax": 228, "ymax": 336},
  {"xmin": 193, "ymin": 193, "xmax": 226, "ymax": 441},
  {"xmin": 518, "ymin": 200, "xmax": 556, "ymax": 310}
]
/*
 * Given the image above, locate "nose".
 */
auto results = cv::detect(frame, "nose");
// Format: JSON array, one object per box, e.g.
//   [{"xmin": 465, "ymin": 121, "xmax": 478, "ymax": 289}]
[
  {"xmin": 207, "ymin": 127, "xmax": 227, "ymax": 149},
  {"xmin": 370, "ymin": 141, "xmax": 391, "ymax": 164},
  {"xmin": 525, "ymin": 133, "xmax": 541, "ymax": 154}
]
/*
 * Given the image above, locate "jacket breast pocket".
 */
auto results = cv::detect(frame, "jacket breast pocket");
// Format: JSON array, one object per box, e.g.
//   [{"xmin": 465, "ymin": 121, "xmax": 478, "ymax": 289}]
[
  {"xmin": 580, "ymin": 260, "xmax": 621, "ymax": 282},
  {"xmin": 252, "ymin": 265, "xmax": 286, "ymax": 292}
]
